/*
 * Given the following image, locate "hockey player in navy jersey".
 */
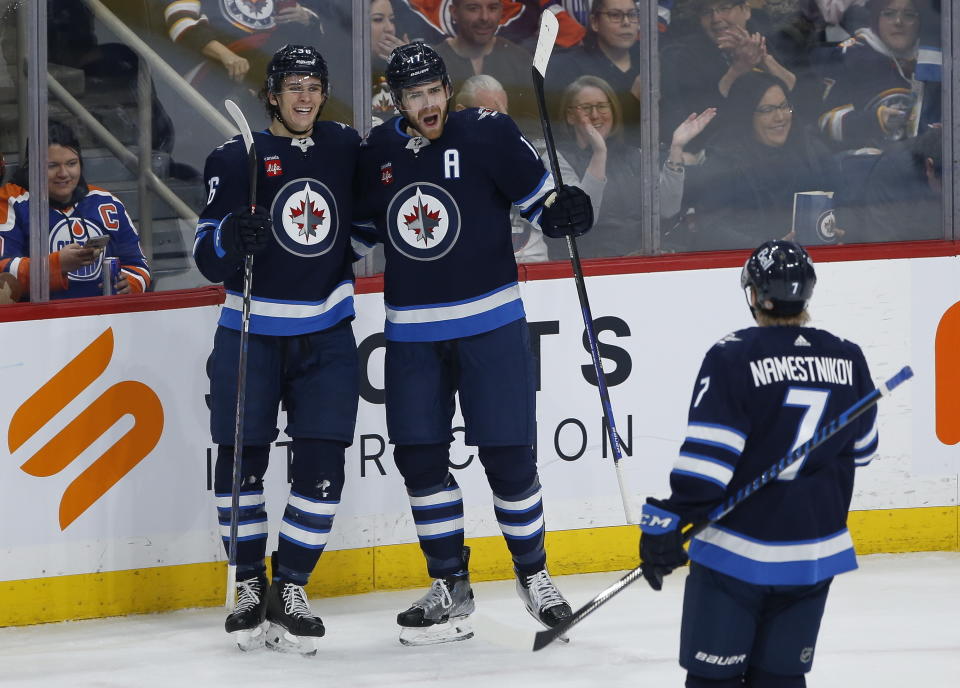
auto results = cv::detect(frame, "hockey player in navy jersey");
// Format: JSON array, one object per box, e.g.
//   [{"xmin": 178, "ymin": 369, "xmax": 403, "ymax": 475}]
[
  {"xmin": 193, "ymin": 45, "xmax": 361, "ymax": 654},
  {"xmin": 638, "ymin": 240, "xmax": 879, "ymax": 688},
  {"xmin": 353, "ymin": 42, "xmax": 593, "ymax": 646}
]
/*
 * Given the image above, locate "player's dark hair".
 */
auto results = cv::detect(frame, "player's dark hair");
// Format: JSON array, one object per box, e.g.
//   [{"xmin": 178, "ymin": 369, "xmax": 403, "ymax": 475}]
[
  {"xmin": 741, "ymin": 240, "xmax": 816, "ymax": 319},
  {"xmin": 11, "ymin": 120, "xmax": 88, "ymax": 208},
  {"xmin": 385, "ymin": 41, "xmax": 451, "ymax": 110},
  {"xmin": 260, "ymin": 44, "xmax": 329, "ymax": 126}
]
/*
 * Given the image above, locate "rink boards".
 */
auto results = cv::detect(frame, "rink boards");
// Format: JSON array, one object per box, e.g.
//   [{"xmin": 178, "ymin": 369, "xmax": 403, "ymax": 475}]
[{"xmin": 1, "ymin": 254, "xmax": 958, "ymax": 625}]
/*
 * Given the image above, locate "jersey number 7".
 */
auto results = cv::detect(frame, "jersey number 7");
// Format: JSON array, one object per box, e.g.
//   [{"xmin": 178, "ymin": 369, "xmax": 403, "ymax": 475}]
[{"xmin": 779, "ymin": 387, "xmax": 830, "ymax": 481}]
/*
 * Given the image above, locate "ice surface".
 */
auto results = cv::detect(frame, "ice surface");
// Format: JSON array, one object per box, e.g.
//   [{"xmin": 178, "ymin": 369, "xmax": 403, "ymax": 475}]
[{"xmin": 2, "ymin": 552, "xmax": 957, "ymax": 687}]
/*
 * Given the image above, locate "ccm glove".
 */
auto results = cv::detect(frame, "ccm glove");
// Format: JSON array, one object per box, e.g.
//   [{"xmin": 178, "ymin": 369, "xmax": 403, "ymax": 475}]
[
  {"xmin": 540, "ymin": 184, "xmax": 594, "ymax": 239},
  {"xmin": 638, "ymin": 497, "xmax": 689, "ymax": 591},
  {"xmin": 219, "ymin": 205, "xmax": 272, "ymax": 261}
]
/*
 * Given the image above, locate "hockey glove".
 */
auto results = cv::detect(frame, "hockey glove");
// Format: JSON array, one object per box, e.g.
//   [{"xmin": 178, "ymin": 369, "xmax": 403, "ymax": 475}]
[
  {"xmin": 638, "ymin": 498, "xmax": 689, "ymax": 591},
  {"xmin": 540, "ymin": 185, "xmax": 594, "ymax": 239},
  {"xmin": 219, "ymin": 205, "xmax": 272, "ymax": 261}
]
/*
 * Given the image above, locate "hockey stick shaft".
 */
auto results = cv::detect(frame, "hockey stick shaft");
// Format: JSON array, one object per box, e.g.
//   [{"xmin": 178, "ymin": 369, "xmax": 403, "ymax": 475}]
[
  {"xmin": 532, "ymin": 365, "xmax": 914, "ymax": 651},
  {"xmin": 224, "ymin": 99, "xmax": 257, "ymax": 609},
  {"xmin": 532, "ymin": 12, "xmax": 634, "ymax": 524}
]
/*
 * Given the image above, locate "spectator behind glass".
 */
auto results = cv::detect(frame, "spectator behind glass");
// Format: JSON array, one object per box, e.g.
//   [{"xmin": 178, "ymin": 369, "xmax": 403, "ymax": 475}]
[
  {"xmin": 818, "ymin": 0, "xmax": 939, "ymax": 150},
  {"xmin": 0, "ymin": 122, "xmax": 151, "ymax": 300},
  {"xmin": 660, "ymin": 0, "xmax": 799, "ymax": 138},
  {"xmin": 372, "ymin": 0, "xmax": 410, "ymax": 123},
  {"xmin": 552, "ymin": 75, "xmax": 715, "ymax": 258},
  {"xmin": 431, "ymin": 0, "xmax": 538, "ymax": 136},
  {"xmin": 548, "ymin": 0, "xmax": 644, "ymax": 144},
  {"xmin": 844, "ymin": 125, "xmax": 941, "ymax": 242},
  {"xmin": 455, "ymin": 74, "xmax": 549, "ymax": 262},
  {"xmin": 162, "ymin": 1, "xmax": 352, "ymax": 122},
  {"xmin": 683, "ymin": 72, "xmax": 839, "ymax": 251}
]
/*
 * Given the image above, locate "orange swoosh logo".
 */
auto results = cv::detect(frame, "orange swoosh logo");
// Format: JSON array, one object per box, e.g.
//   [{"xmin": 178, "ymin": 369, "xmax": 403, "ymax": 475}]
[{"xmin": 9, "ymin": 327, "xmax": 164, "ymax": 529}]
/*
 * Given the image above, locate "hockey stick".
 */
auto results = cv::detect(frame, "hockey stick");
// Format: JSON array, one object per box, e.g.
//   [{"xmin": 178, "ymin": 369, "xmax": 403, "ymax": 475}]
[
  {"xmin": 532, "ymin": 11, "xmax": 636, "ymax": 525},
  {"xmin": 223, "ymin": 99, "xmax": 257, "ymax": 609},
  {"xmin": 531, "ymin": 365, "xmax": 914, "ymax": 651}
]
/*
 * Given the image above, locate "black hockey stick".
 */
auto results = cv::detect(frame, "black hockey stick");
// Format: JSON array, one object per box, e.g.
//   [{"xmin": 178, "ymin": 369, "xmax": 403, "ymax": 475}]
[
  {"xmin": 532, "ymin": 365, "xmax": 914, "ymax": 651},
  {"xmin": 532, "ymin": 11, "xmax": 635, "ymax": 524},
  {"xmin": 223, "ymin": 99, "xmax": 257, "ymax": 609}
]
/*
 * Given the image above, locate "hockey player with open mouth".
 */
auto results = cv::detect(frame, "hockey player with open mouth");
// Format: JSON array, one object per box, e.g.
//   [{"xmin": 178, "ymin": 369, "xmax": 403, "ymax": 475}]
[
  {"xmin": 193, "ymin": 45, "xmax": 362, "ymax": 655},
  {"xmin": 353, "ymin": 41, "xmax": 594, "ymax": 646}
]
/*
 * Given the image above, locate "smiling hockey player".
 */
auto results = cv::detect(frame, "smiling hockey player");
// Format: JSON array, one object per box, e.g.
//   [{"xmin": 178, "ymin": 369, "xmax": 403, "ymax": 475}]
[{"xmin": 194, "ymin": 45, "xmax": 361, "ymax": 655}]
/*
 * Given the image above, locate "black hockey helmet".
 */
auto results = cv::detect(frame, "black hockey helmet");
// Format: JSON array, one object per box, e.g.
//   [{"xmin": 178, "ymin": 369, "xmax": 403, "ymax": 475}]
[
  {"xmin": 385, "ymin": 42, "xmax": 451, "ymax": 108},
  {"xmin": 740, "ymin": 240, "xmax": 816, "ymax": 317},
  {"xmin": 265, "ymin": 44, "xmax": 329, "ymax": 97}
]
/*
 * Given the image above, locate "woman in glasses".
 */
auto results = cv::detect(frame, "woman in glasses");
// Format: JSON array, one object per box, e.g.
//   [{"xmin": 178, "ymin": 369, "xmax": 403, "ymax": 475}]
[
  {"xmin": 549, "ymin": 0, "xmax": 645, "ymax": 143},
  {"xmin": 551, "ymin": 75, "xmax": 715, "ymax": 258},
  {"xmin": 685, "ymin": 72, "xmax": 840, "ymax": 251},
  {"xmin": 818, "ymin": 0, "xmax": 938, "ymax": 150}
]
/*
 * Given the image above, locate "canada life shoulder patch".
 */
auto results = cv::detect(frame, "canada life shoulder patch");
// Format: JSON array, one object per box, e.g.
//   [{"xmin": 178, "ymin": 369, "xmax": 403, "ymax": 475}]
[
  {"xmin": 269, "ymin": 178, "xmax": 340, "ymax": 258},
  {"xmin": 386, "ymin": 182, "xmax": 461, "ymax": 261}
]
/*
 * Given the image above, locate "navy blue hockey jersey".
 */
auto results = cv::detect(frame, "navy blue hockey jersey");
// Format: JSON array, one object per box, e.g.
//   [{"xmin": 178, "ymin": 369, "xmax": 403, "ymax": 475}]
[
  {"xmin": 353, "ymin": 108, "xmax": 554, "ymax": 342},
  {"xmin": 666, "ymin": 326, "xmax": 878, "ymax": 586},
  {"xmin": 194, "ymin": 123, "xmax": 360, "ymax": 336}
]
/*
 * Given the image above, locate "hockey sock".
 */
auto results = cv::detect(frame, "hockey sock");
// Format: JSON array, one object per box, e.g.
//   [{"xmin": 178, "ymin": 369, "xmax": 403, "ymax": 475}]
[
  {"xmin": 394, "ymin": 444, "xmax": 467, "ymax": 578},
  {"xmin": 479, "ymin": 446, "xmax": 546, "ymax": 575},
  {"xmin": 745, "ymin": 669, "xmax": 806, "ymax": 688},
  {"xmin": 407, "ymin": 474, "xmax": 467, "ymax": 578},
  {"xmin": 685, "ymin": 674, "xmax": 745, "ymax": 688},
  {"xmin": 275, "ymin": 439, "xmax": 346, "ymax": 585},
  {"xmin": 214, "ymin": 444, "xmax": 270, "ymax": 579}
]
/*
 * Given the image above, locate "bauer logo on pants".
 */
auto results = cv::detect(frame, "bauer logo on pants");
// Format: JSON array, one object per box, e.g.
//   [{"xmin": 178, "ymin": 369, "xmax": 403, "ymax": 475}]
[{"xmin": 7, "ymin": 328, "xmax": 164, "ymax": 530}]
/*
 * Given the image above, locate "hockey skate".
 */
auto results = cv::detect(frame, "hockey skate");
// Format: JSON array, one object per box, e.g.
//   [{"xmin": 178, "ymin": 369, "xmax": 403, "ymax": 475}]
[
  {"xmin": 264, "ymin": 580, "xmax": 325, "ymax": 656},
  {"xmin": 225, "ymin": 574, "xmax": 269, "ymax": 651},
  {"xmin": 397, "ymin": 571, "xmax": 475, "ymax": 646},
  {"xmin": 516, "ymin": 568, "xmax": 572, "ymax": 641}
]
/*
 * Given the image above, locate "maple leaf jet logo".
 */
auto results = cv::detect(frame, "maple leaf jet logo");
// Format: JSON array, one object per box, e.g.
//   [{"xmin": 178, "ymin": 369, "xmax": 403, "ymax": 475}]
[
  {"xmin": 289, "ymin": 183, "xmax": 326, "ymax": 241},
  {"xmin": 403, "ymin": 187, "xmax": 443, "ymax": 246}
]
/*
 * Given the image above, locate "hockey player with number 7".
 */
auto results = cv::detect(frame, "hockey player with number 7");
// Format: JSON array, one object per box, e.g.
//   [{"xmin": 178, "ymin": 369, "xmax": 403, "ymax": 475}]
[
  {"xmin": 193, "ymin": 45, "xmax": 362, "ymax": 655},
  {"xmin": 638, "ymin": 240, "xmax": 880, "ymax": 688},
  {"xmin": 353, "ymin": 42, "xmax": 593, "ymax": 646}
]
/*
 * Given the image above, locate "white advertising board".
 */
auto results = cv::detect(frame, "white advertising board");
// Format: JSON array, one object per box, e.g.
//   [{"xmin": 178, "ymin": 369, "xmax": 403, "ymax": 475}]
[{"xmin": 1, "ymin": 256, "xmax": 957, "ymax": 582}]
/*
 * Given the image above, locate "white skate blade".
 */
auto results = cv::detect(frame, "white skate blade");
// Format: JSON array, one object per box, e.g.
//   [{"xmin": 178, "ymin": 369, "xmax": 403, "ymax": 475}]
[
  {"xmin": 231, "ymin": 623, "xmax": 267, "ymax": 651},
  {"xmin": 265, "ymin": 623, "xmax": 319, "ymax": 656},
  {"xmin": 398, "ymin": 616, "xmax": 473, "ymax": 646}
]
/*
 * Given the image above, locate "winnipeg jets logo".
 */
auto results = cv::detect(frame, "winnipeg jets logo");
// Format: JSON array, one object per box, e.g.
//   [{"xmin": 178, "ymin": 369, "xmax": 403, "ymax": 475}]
[
  {"xmin": 477, "ymin": 108, "xmax": 499, "ymax": 119},
  {"xmin": 49, "ymin": 216, "xmax": 107, "ymax": 282},
  {"xmin": 386, "ymin": 182, "xmax": 461, "ymax": 261},
  {"xmin": 223, "ymin": 0, "xmax": 276, "ymax": 31},
  {"xmin": 270, "ymin": 178, "xmax": 339, "ymax": 257},
  {"xmin": 402, "ymin": 188, "xmax": 444, "ymax": 246}
]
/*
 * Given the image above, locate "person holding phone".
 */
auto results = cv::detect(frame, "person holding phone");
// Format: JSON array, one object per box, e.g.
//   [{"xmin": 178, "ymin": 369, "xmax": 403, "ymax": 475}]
[{"xmin": 0, "ymin": 121, "xmax": 151, "ymax": 300}]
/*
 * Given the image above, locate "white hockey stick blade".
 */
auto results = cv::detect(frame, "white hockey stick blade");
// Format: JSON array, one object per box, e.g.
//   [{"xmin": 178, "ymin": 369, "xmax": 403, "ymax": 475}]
[
  {"xmin": 224, "ymin": 99, "xmax": 254, "ymax": 154},
  {"xmin": 225, "ymin": 563, "xmax": 237, "ymax": 610},
  {"xmin": 533, "ymin": 10, "xmax": 559, "ymax": 78}
]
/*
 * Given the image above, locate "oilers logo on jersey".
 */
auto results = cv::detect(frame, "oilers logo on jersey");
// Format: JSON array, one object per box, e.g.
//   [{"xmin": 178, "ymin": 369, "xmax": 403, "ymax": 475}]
[
  {"xmin": 50, "ymin": 216, "xmax": 107, "ymax": 281},
  {"xmin": 270, "ymin": 178, "xmax": 339, "ymax": 258},
  {"xmin": 386, "ymin": 182, "xmax": 461, "ymax": 261}
]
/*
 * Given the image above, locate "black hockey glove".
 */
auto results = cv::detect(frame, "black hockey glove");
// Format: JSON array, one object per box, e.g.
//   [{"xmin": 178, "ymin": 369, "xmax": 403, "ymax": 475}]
[
  {"xmin": 540, "ymin": 184, "xmax": 593, "ymax": 239},
  {"xmin": 219, "ymin": 205, "xmax": 272, "ymax": 261},
  {"xmin": 638, "ymin": 497, "xmax": 689, "ymax": 591}
]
